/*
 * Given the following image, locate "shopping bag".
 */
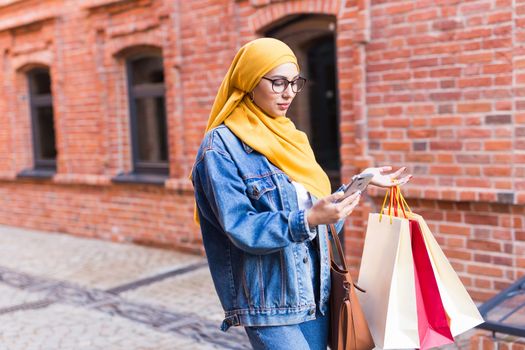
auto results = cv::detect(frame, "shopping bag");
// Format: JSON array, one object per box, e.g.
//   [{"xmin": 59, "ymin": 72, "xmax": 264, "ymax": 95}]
[
  {"xmin": 389, "ymin": 187, "xmax": 484, "ymax": 337},
  {"xmin": 410, "ymin": 219, "xmax": 454, "ymax": 349},
  {"xmin": 358, "ymin": 212, "xmax": 419, "ymax": 349},
  {"xmin": 410, "ymin": 214, "xmax": 484, "ymax": 336}
]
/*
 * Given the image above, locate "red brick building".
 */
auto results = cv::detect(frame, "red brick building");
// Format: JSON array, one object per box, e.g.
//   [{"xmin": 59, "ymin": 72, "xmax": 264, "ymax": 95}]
[{"xmin": 0, "ymin": 0, "xmax": 524, "ymax": 315}]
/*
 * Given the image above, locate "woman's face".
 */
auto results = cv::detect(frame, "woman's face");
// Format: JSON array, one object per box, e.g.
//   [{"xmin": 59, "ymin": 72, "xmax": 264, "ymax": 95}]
[{"xmin": 251, "ymin": 63, "xmax": 300, "ymax": 118}]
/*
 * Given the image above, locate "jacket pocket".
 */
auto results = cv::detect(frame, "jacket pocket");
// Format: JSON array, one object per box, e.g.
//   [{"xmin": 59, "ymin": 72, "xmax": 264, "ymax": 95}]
[
  {"xmin": 244, "ymin": 176, "xmax": 279, "ymax": 211},
  {"xmin": 245, "ymin": 177, "xmax": 276, "ymax": 200}
]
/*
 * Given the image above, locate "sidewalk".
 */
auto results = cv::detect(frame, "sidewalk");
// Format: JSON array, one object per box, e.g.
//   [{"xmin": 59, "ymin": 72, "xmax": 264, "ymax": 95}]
[
  {"xmin": 0, "ymin": 225, "xmax": 477, "ymax": 350},
  {"xmin": 0, "ymin": 225, "xmax": 250, "ymax": 350}
]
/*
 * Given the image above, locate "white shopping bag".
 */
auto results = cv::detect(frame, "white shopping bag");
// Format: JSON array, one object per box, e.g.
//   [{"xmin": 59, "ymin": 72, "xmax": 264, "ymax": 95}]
[
  {"xmin": 408, "ymin": 213, "xmax": 484, "ymax": 336},
  {"xmin": 358, "ymin": 213, "xmax": 419, "ymax": 349}
]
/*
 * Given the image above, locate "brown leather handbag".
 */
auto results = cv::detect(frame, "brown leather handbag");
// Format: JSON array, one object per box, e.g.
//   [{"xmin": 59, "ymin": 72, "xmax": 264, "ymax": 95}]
[{"xmin": 327, "ymin": 224, "xmax": 375, "ymax": 350}]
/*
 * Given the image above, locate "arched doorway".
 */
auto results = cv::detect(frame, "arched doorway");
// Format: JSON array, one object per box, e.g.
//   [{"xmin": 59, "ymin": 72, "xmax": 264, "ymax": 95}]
[{"xmin": 265, "ymin": 15, "xmax": 341, "ymax": 189}]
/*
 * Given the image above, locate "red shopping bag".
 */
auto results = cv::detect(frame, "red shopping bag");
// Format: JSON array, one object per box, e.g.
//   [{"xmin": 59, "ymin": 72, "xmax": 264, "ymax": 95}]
[{"xmin": 410, "ymin": 220, "xmax": 454, "ymax": 350}]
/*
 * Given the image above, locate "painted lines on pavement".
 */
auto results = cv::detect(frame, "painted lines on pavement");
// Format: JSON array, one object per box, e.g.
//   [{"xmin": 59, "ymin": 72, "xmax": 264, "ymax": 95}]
[{"xmin": 106, "ymin": 261, "xmax": 208, "ymax": 294}]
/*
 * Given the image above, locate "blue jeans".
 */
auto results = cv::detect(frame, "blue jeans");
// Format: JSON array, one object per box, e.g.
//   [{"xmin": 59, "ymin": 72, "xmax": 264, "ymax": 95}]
[
  {"xmin": 244, "ymin": 240, "xmax": 329, "ymax": 350},
  {"xmin": 244, "ymin": 311, "xmax": 329, "ymax": 350}
]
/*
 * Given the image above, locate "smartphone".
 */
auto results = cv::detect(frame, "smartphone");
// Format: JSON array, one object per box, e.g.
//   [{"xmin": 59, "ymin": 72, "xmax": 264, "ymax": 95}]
[{"xmin": 338, "ymin": 173, "xmax": 374, "ymax": 202}]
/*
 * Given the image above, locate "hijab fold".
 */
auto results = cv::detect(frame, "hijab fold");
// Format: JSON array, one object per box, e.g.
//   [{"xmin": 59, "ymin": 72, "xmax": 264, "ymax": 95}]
[{"xmin": 195, "ymin": 38, "xmax": 331, "ymax": 222}]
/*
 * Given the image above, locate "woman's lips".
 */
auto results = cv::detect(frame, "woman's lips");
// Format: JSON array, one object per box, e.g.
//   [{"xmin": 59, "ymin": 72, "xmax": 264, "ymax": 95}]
[{"xmin": 277, "ymin": 103, "xmax": 290, "ymax": 110}]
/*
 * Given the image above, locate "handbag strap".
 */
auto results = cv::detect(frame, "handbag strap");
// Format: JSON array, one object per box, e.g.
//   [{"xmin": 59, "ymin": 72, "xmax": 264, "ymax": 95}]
[
  {"xmin": 327, "ymin": 224, "xmax": 349, "ymax": 272},
  {"xmin": 330, "ymin": 224, "xmax": 361, "ymax": 350},
  {"xmin": 327, "ymin": 224, "xmax": 366, "ymax": 293},
  {"xmin": 338, "ymin": 299, "xmax": 358, "ymax": 350}
]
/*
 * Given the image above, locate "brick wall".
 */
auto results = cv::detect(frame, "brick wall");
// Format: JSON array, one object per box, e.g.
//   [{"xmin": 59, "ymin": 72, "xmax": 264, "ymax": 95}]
[
  {"xmin": 0, "ymin": 0, "xmax": 523, "ymax": 302},
  {"xmin": 357, "ymin": 0, "xmax": 525, "ymax": 301},
  {"xmin": 472, "ymin": 331, "xmax": 525, "ymax": 350}
]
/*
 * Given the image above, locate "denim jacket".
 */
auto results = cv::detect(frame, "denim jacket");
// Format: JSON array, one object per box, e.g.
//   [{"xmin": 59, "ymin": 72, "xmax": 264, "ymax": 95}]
[{"xmin": 191, "ymin": 125, "xmax": 343, "ymax": 331}]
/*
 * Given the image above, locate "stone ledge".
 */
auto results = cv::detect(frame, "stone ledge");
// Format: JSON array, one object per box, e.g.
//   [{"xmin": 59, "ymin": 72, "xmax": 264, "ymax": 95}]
[
  {"xmin": 17, "ymin": 168, "xmax": 55, "ymax": 180},
  {"xmin": 2, "ymin": 171, "xmax": 522, "ymax": 204},
  {"xmin": 111, "ymin": 173, "xmax": 167, "ymax": 186},
  {"xmin": 164, "ymin": 178, "xmax": 193, "ymax": 193},
  {"xmin": 368, "ymin": 185, "xmax": 521, "ymax": 205},
  {"xmin": 0, "ymin": 172, "xmax": 197, "ymax": 192},
  {"xmin": 53, "ymin": 174, "xmax": 112, "ymax": 186}
]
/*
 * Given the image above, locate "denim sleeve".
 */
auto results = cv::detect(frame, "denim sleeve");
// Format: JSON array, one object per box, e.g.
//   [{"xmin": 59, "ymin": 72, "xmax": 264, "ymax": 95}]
[
  {"xmin": 195, "ymin": 149, "xmax": 314, "ymax": 255},
  {"xmin": 302, "ymin": 210, "xmax": 317, "ymax": 239}
]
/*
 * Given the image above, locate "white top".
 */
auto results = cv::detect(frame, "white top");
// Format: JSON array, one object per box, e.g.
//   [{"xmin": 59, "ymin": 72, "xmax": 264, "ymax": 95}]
[
  {"xmin": 292, "ymin": 181, "xmax": 312, "ymax": 210},
  {"xmin": 292, "ymin": 181, "xmax": 315, "ymax": 234}
]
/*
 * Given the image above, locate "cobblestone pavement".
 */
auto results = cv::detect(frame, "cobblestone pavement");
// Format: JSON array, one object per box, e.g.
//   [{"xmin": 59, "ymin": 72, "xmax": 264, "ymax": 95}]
[
  {"xmin": 0, "ymin": 225, "xmax": 249, "ymax": 350},
  {"xmin": 0, "ymin": 225, "xmax": 478, "ymax": 350}
]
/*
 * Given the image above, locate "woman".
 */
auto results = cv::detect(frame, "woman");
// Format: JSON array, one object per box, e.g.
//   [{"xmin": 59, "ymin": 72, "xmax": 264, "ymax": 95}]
[{"xmin": 191, "ymin": 38, "xmax": 410, "ymax": 350}]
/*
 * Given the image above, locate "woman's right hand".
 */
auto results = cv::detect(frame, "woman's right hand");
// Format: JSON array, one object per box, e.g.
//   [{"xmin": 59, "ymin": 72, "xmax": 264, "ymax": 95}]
[{"xmin": 306, "ymin": 191, "xmax": 361, "ymax": 228}]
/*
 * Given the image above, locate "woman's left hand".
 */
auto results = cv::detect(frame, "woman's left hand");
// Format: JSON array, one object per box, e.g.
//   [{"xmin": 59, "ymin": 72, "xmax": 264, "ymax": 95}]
[{"xmin": 362, "ymin": 166, "xmax": 412, "ymax": 188}]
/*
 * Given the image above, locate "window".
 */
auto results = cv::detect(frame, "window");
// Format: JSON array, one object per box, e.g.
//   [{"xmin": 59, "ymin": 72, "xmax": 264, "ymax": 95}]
[
  {"xmin": 28, "ymin": 68, "xmax": 57, "ymax": 171},
  {"xmin": 126, "ymin": 55, "xmax": 169, "ymax": 175}
]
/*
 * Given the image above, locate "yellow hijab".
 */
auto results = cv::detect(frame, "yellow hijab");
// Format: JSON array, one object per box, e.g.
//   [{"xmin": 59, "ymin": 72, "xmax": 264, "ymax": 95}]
[{"xmin": 195, "ymin": 38, "xmax": 331, "ymax": 222}]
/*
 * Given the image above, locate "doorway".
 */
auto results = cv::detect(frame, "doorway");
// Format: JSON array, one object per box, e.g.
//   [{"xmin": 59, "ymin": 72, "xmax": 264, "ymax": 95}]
[{"xmin": 265, "ymin": 15, "xmax": 341, "ymax": 189}]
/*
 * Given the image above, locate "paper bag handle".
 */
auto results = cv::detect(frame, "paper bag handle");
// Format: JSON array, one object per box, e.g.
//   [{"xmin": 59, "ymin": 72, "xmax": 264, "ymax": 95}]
[{"xmin": 379, "ymin": 186, "xmax": 412, "ymax": 222}]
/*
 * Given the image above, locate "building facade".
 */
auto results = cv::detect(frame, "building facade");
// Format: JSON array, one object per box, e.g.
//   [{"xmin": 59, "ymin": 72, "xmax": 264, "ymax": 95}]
[{"xmin": 0, "ymin": 0, "xmax": 524, "ymax": 306}]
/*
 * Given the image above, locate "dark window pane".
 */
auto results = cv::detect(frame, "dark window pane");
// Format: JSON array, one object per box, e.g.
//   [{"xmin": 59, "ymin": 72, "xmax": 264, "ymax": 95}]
[
  {"xmin": 36, "ymin": 106, "xmax": 57, "ymax": 160},
  {"xmin": 27, "ymin": 69, "xmax": 56, "ymax": 170},
  {"xmin": 135, "ymin": 96, "xmax": 168, "ymax": 162},
  {"xmin": 130, "ymin": 57, "xmax": 164, "ymax": 85},
  {"xmin": 29, "ymin": 70, "xmax": 52, "ymax": 95},
  {"xmin": 127, "ymin": 55, "xmax": 168, "ymax": 174}
]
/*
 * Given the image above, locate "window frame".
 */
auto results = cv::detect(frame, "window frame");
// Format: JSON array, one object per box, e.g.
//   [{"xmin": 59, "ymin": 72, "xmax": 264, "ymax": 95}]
[
  {"xmin": 27, "ymin": 68, "xmax": 57, "ymax": 171},
  {"xmin": 125, "ymin": 54, "xmax": 169, "ymax": 176}
]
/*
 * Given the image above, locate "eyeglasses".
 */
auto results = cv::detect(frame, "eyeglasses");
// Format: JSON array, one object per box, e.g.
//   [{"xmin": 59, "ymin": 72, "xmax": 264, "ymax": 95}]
[{"xmin": 261, "ymin": 76, "xmax": 307, "ymax": 93}]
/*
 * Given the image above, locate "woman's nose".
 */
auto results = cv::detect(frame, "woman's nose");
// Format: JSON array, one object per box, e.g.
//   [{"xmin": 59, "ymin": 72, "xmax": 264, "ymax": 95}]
[{"xmin": 282, "ymin": 84, "xmax": 295, "ymax": 99}]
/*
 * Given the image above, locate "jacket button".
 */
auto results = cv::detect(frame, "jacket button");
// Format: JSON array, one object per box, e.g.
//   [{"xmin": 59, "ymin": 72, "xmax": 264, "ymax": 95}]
[
  {"xmin": 303, "ymin": 256, "xmax": 308, "ymax": 264},
  {"xmin": 308, "ymin": 308, "xmax": 315, "ymax": 315}
]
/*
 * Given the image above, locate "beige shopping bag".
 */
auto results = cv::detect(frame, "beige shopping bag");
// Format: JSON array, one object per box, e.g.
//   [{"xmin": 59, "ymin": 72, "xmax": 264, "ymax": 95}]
[
  {"xmin": 357, "ymin": 213, "xmax": 420, "ymax": 349},
  {"xmin": 386, "ymin": 186, "xmax": 484, "ymax": 337},
  {"xmin": 407, "ymin": 213, "xmax": 484, "ymax": 336}
]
